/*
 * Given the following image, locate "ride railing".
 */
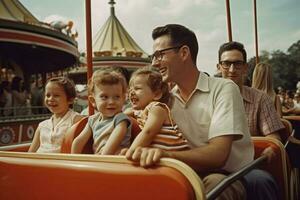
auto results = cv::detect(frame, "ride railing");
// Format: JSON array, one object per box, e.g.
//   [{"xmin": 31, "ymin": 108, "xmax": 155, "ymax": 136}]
[
  {"xmin": 0, "ymin": 107, "xmax": 51, "ymax": 147},
  {"xmin": 0, "ymin": 106, "xmax": 51, "ymax": 121},
  {"xmin": 0, "ymin": 118, "xmax": 299, "ymax": 199},
  {"xmin": 1, "ymin": 113, "xmax": 299, "ymax": 199},
  {"xmin": 0, "ymin": 152, "xmax": 205, "ymax": 200}
]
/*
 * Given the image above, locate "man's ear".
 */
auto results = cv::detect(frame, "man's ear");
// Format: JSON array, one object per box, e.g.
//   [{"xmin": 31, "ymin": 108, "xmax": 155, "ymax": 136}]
[
  {"xmin": 88, "ymin": 95, "xmax": 96, "ymax": 108},
  {"xmin": 217, "ymin": 63, "xmax": 221, "ymax": 70},
  {"xmin": 181, "ymin": 45, "xmax": 190, "ymax": 61},
  {"xmin": 243, "ymin": 63, "xmax": 249, "ymax": 74}
]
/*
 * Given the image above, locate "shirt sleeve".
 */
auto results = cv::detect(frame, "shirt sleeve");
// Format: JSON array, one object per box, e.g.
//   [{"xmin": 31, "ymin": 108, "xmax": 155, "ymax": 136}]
[
  {"xmin": 88, "ymin": 113, "xmax": 99, "ymax": 129},
  {"xmin": 113, "ymin": 112, "xmax": 132, "ymax": 129},
  {"xmin": 209, "ymin": 82, "xmax": 248, "ymax": 140}
]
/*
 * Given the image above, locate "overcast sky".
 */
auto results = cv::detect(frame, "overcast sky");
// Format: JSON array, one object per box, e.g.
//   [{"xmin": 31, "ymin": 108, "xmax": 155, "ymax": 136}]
[{"xmin": 20, "ymin": 0, "xmax": 300, "ymax": 75}]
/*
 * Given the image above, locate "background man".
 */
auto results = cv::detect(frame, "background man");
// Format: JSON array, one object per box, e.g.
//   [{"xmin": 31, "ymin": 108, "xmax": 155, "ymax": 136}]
[{"xmin": 217, "ymin": 41, "xmax": 283, "ymax": 200}]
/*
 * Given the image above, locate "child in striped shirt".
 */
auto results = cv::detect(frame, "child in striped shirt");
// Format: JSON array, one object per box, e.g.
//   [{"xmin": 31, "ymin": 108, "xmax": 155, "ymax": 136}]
[{"xmin": 125, "ymin": 66, "xmax": 189, "ymax": 151}]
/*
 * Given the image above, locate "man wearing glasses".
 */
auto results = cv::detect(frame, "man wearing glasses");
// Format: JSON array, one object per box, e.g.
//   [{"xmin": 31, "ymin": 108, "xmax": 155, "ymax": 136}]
[
  {"xmin": 125, "ymin": 24, "xmax": 253, "ymax": 199},
  {"xmin": 217, "ymin": 41, "xmax": 283, "ymax": 141},
  {"xmin": 217, "ymin": 41, "xmax": 284, "ymax": 200}
]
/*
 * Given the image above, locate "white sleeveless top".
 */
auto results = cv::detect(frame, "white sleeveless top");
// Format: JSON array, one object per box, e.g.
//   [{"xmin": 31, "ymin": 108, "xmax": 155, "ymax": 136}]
[{"xmin": 37, "ymin": 109, "xmax": 80, "ymax": 153}]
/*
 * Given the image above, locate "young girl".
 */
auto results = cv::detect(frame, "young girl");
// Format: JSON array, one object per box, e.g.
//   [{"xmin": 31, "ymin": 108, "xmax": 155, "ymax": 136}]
[
  {"xmin": 126, "ymin": 66, "xmax": 189, "ymax": 152},
  {"xmin": 252, "ymin": 62, "xmax": 282, "ymax": 117},
  {"xmin": 71, "ymin": 69, "xmax": 132, "ymax": 155},
  {"xmin": 29, "ymin": 77, "xmax": 83, "ymax": 153}
]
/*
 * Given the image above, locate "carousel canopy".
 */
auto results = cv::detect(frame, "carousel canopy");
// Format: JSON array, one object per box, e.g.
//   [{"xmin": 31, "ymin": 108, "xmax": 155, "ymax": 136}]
[
  {"xmin": 0, "ymin": 0, "xmax": 39, "ymax": 23},
  {"xmin": 0, "ymin": 0, "xmax": 79, "ymax": 75},
  {"xmin": 69, "ymin": 0, "xmax": 150, "ymax": 84},
  {"xmin": 92, "ymin": 0, "xmax": 150, "ymax": 62}
]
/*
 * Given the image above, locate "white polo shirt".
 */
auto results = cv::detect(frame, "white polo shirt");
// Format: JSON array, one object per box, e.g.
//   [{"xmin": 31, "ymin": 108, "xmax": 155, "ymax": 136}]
[{"xmin": 171, "ymin": 72, "xmax": 254, "ymax": 172}]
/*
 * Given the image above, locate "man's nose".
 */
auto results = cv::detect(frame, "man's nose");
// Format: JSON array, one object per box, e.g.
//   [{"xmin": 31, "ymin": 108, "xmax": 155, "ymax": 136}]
[
  {"xmin": 228, "ymin": 64, "xmax": 235, "ymax": 72},
  {"xmin": 151, "ymin": 58, "xmax": 159, "ymax": 66}
]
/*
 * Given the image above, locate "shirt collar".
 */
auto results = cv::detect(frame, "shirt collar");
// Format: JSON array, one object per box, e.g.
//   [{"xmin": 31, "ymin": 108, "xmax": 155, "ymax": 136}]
[
  {"xmin": 241, "ymin": 86, "xmax": 252, "ymax": 103},
  {"xmin": 173, "ymin": 71, "xmax": 210, "ymax": 93},
  {"xmin": 195, "ymin": 71, "xmax": 210, "ymax": 92},
  {"xmin": 172, "ymin": 71, "xmax": 210, "ymax": 103}
]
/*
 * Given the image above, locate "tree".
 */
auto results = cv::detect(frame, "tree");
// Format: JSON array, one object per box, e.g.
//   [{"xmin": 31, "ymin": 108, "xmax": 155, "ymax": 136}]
[
  {"xmin": 287, "ymin": 40, "xmax": 300, "ymax": 65},
  {"xmin": 247, "ymin": 40, "xmax": 300, "ymax": 91},
  {"xmin": 269, "ymin": 50, "xmax": 297, "ymax": 90}
]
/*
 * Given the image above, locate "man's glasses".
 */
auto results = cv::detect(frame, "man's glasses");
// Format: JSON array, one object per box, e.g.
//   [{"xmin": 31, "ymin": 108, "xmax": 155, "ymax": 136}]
[
  {"xmin": 219, "ymin": 60, "xmax": 245, "ymax": 70},
  {"xmin": 151, "ymin": 45, "xmax": 183, "ymax": 61}
]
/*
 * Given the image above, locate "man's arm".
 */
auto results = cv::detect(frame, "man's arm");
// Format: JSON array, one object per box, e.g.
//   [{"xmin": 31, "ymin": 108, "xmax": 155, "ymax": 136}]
[
  {"xmin": 259, "ymin": 93, "xmax": 285, "ymax": 141},
  {"xmin": 126, "ymin": 135, "xmax": 234, "ymax": 172},
  {"xmin": 266, "ymin": 131, "xmax": 281, "ymax": 142}
]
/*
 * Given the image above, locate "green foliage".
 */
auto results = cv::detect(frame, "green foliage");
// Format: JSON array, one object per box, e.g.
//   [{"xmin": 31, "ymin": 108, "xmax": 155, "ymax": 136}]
[{"xmin": 247, "ymin": 40, "xmax": 300, "ymax": 91}]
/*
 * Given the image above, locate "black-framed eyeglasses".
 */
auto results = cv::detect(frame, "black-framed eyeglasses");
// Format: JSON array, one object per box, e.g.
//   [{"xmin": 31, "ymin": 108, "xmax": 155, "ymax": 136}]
[
  {"xmin": 151, "ymin": 45, "xmax": 183, "ymax": 61},
  {"xmin": 219, "ymin": 60, "xmax": 245, "ymax": 70}
]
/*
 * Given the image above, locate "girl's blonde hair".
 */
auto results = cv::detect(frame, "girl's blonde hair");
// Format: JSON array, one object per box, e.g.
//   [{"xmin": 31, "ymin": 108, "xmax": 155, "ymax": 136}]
[
  {"xmin": 130, "ymin": 66, "xmax": 171, "ymax": 105},
  {"xmin": 252, "ymin": 62, "xmax": 276, "ymax": 101},
  {"xmin": 46, "ymin": 76, "xmax": 76, "ymax": 101},
  {"xmin": 88, "ymin": 69, "xmax": 127, "ymax": 95}
]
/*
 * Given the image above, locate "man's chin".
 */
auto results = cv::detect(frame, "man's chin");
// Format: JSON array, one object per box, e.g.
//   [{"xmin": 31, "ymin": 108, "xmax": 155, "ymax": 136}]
[{"xmin": 228, "ymin": 77, "xmax": 239, "ymax": 84}]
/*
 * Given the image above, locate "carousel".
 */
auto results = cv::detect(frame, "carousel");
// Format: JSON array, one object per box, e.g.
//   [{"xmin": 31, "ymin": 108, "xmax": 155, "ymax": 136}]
[
  {"xmin": 0, "ymin": 0, "xmax": 79, "ymax": 146},
  {"xmin": 68, "ymin": 0, "xmax": 151, "ymax": 84},
  {"xmin": 69, "ymin": 0, "xmax": 151, "ymax": 112}
]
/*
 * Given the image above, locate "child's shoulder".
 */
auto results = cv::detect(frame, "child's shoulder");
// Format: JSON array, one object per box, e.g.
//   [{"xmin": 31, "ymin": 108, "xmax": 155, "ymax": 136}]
[
  {"xmin": 113, "ymin": 112, "xmax": 130, "ymax": 122},
  {"xmin": 88, "ymin": 112, "xmax": 101, "ymax": 121},
  {"xmin": 38, "ymin": 117, "xmax": 52, "ymax": 127},
  {"xmin": 146, "ymin": 101, "xmax": 169, "ymax": 111},
  {"xmin": 86, "ymin": 112, "xmax": 100, "ymax": 126}
]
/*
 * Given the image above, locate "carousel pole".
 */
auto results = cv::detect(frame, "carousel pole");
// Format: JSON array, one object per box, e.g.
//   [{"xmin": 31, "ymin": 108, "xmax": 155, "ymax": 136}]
[
  {"xmin": 85, "ymin": 0, "xmax": 94, "ymax": 115},
  {"xmin": 225, "ymin": 0, "xmax": 233, "ymax": 42},
  {"xmin": 253, "ymin": 0, "xmax": 259, "ymax": 64}
]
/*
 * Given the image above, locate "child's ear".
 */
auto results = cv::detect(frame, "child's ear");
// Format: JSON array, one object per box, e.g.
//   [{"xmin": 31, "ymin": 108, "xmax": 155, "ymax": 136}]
[
  {"xmin": 153, "ymin": 90, "xmax": 163, "ymax": 101},
  {"xmin": 88, "ymin": 95, "xmax": 96, "ymax": 108}
]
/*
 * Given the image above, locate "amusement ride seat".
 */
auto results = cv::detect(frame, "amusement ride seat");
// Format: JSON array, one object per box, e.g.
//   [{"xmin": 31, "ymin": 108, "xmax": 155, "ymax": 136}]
[
  {"xmin": 60, "ymin": 116, "xmax": 91, "ymax": 153},
  {"xmin": 279, "ymin": 118, "xmax": 294, "ymax": 143},
  {"xmin": 252, "ymin": 137, "xmax": 291, "ymax": 200}
]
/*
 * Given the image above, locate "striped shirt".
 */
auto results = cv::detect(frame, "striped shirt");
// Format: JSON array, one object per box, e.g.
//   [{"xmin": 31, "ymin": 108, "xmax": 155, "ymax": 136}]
[
  {"xmin": 134, "ymin": 101, "xmax": 189, "ymax": 151},
  {"xmin": 241, "ymin": 86, "xmax": 284, "ymax": 136}
]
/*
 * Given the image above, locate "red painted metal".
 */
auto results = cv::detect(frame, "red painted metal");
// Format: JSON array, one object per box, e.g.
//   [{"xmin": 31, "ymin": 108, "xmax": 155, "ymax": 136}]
[
  {"xmin": 225, "ymin": 0, "xmax": 233, "ymax": 42},
  {"xmin": 85, "ymin": 0, "xmax": 94, "ymax": 116},
  {"xmin": 253, "ymin": 0, "xmax": 259, "ymax": 64}
]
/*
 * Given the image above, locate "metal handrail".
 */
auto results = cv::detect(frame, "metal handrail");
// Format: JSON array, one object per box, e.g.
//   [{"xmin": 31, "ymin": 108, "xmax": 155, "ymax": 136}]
[{"xmin": 206, "ymin": 155, "xmax": 267, "ymax": 200}]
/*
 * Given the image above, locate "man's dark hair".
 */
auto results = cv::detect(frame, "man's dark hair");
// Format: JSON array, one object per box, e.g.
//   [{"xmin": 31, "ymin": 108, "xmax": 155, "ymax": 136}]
[
  {"xmin": 218, "ymin": 41, "xmax": 247, "ymax": 63},
  {"xmin": 152, "ymin": 24, "xmax": 198, "ymax": 65}
]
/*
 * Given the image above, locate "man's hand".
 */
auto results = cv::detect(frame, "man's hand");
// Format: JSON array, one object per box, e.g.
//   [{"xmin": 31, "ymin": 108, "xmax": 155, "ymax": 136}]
[
  {"xmin": 125, "ymin": 147, "xmax": 166, "ymax": 167},
  {"xmin": 261, "ymin": 146, "xmax": 276, "ymax": 163},
  {"xmin": 119, "ymin": 148, "xmax": 129, "ymax": 155}
]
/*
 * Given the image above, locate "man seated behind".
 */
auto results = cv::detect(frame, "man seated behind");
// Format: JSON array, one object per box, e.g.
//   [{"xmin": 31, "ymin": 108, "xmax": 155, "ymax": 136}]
[
  {"xmin": 217, "ymin": 41, "xmax": 284, "ymax": 140},
  {"xmin": 217, "ymin": 41, "xmax": 284, "ymax": 200}
]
